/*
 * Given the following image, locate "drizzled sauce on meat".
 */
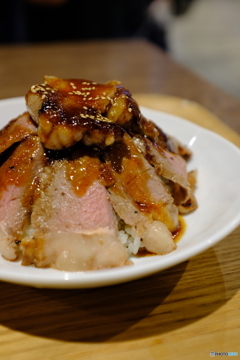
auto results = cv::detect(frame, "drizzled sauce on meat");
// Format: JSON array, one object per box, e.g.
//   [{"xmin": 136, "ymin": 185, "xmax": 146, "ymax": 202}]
[
  {"xmin": 103, "ymin": 140, "xmax": 131, "ymax": 173},
  {"xmin": 0, "ymin": 137, "xmax": 40, "ymax": 189},
  {"xmin": 66, "ymin": 158, "xmax": 115, "ymax": 198}
]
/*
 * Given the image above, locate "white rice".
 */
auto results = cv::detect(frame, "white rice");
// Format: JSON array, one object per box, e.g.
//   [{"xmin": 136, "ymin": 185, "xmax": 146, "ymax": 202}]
[{"xmin": 117, "ymin": 221, "xmax": 144, "ymax": 255}]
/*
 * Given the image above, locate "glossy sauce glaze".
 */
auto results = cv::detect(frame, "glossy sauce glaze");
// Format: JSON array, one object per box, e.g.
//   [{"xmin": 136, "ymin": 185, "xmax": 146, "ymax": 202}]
[
  {"xmin": 27, "ymin": 77, "xmax": 142, "ymax": 149},
  {"xmin": 45, "ymin": 144, "xmax": 115, "ymax": 198},
  {"xmin": 172, "ymin": 215, "xmax": 186, "ymax": 242},
  {"xmin": 66, "ymin": 157, "xmax": 115, "ymax": 198},
  {"xmin": 0, "ymin": 137, "xmax": 41, "ymax": 190}
]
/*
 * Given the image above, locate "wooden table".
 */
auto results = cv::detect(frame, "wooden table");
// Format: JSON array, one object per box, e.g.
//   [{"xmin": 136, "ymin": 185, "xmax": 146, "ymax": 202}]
[{"xmin": 0, "ymin": 39, "xmax": 240, "ymax": 360}]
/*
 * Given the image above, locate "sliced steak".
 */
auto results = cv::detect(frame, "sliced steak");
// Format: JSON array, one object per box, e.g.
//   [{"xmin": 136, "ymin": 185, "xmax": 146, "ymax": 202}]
[
  {"xmin": 104, "ymin": 134, "xmax": 179, "ymax": 230},
  {"xmin": 133, "ymin": 136, "xmax": 191, "ymax": 205},
  {"xmin": 0, "ymin": 112, "xmax": 37, "ymax": 155},
  {"xmin": 167, "ymin": 134, "xmax": 192, "ymax": 160},
  {"xmin": 178, "ymin": 170, "xmax": 198, "ymax": 214},
  {"xmin": 0, "ymin": 136, "xmax": 44, "ymax": 260},
  {"xmin": 109, "ymin": 190, "xmax": 176, "ymax": 255},
  {"xmin": 104, "ymin": 133, "xmax": 178, "ymax": 254},
  {"xmin": 21, "ymin": 160, "xmax": 129, "ymax": 271}
]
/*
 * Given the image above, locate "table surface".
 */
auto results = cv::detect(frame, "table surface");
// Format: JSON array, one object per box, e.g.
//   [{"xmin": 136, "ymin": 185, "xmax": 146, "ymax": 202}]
[{"xmin": 0, "ymin": 39, "xmax": 240, "ymax": 360}]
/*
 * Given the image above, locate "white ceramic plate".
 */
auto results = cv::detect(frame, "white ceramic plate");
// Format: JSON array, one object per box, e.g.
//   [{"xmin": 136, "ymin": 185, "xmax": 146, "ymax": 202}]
[{"xmin": 1, "ymin": 97, "xmax": 240, "ymax": 289}]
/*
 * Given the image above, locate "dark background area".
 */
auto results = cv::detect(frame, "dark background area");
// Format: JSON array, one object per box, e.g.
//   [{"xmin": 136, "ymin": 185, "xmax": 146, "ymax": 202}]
[{"xmin": 0, "ymin": 0, "xmax": 195, "ymax": 48}]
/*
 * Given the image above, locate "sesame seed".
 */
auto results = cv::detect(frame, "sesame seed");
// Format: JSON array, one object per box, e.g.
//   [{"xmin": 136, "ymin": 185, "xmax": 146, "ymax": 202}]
[{"xmin": 105, "ymin": 135, "xmax": 115, "ymax": 146}]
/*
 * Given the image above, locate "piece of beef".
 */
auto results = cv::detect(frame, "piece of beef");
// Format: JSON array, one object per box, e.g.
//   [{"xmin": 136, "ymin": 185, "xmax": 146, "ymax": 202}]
[
  {"xmin": 167, "ymin": 134, "xmax": 192, "ymax": 160},
  {"xmin": 21, "ymin": 160, "xmax": 129, "ymax": 271},
  {"xmin": 108, "ymin": 190, "xmax": 176, "ymax": 255},
  {"xmin": 0, "ymin": 112, "xmax": 37, "ymax": 155},
  {"xmin": 103, "ymin": 133, "xmax": 178, "ymax": 254},
  {"xmin": 132, "ymin": 136, "xmax": 191, "ymax": 205},
  {"xmin": 0, "ymin": 136, "xmax": 44, "ymax": 260},
  {"xmin": 178, "ymin": 170, "xmax": 198, "ymax": 214},
  {"xmin": 104, "ymin": 133, "xmax": 179, "ymax": 230}
]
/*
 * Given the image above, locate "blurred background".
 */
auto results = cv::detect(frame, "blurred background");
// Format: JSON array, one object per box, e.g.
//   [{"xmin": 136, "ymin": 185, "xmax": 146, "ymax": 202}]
[{"xmin": 1, "ymin": 0, "xmax": 240, "ymax": 98}]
